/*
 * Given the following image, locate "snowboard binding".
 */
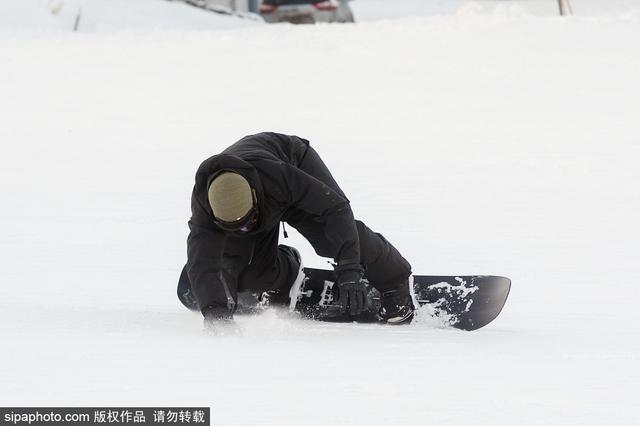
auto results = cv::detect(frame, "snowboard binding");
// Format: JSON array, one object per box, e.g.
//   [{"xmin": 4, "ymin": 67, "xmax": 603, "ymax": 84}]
[{"xmin": 290, "ymin": 270, "xmax": 382, "ymax": 322}]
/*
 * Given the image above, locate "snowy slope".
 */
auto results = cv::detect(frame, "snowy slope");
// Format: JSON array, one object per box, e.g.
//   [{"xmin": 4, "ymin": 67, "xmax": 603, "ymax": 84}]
[
  {"xmin": 0, "ymin": 0, "xmax": 259, "ymax": 34},
  {"xmin": 351, "ymin": 0, "xmax": 640, "ymax": 20},
  {"xmin": 1, "ymin": 2, "xmax": 640, "ymax": 425}
]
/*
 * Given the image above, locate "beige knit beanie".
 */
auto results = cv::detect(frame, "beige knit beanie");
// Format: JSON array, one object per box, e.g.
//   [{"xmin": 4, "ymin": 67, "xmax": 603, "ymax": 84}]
[{"xmin": 208, "ymin": 172, "xmax": 253, "ymax": 222}]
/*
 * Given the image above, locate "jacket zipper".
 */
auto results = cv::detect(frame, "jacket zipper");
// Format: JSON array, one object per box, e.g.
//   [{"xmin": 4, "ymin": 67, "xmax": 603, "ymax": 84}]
[
  {"xmin": 248, "ymin": 239, "xmax": 255, "ymax": 265},
  {"xmin": 219, "ymin": 271, "xmax": 236, "ymax": 312}
]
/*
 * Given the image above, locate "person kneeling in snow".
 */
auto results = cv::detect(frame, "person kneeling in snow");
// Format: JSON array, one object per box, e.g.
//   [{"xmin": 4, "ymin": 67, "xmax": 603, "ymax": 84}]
[{"xmin": 180, "ymin": 132, "xmax": 413, "ymax": 330}]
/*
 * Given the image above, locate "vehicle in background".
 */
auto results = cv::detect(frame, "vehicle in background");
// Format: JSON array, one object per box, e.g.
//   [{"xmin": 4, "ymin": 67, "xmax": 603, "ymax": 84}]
[{"xmin": 260, "ymin": 0, "xmax": 354, "ymax": 24}]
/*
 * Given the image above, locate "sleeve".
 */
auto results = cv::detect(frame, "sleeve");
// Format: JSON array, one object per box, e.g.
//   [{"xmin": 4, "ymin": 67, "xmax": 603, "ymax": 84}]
[
  {"xmin": 278, "ymin": 163, "xmax": 361, "ymax": 270},
  {"xmin": 186, "ymin": 175, "xmax": 241, "ymax": 315}
]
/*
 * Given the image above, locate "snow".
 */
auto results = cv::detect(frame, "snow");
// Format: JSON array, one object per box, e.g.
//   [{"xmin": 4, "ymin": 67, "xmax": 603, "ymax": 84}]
[
  {"xmin": 1, "ymin": 0, "xmax": 640, "ymax": 424},
  {"xmin": 0, "ymin": 0, "xmax": 259, "ymax": 34}
]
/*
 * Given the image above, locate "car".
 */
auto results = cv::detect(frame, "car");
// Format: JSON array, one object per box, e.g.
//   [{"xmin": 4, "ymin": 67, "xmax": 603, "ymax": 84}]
[{"xmin": 259, "ymin": 0, "xmax": 354, "ymax": 24}]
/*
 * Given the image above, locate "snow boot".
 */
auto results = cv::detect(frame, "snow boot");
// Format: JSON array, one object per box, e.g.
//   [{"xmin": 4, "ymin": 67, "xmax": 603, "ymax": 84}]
[{"xmin": 379, "ymin": 278, "xmax": 414, "ymax": 325}]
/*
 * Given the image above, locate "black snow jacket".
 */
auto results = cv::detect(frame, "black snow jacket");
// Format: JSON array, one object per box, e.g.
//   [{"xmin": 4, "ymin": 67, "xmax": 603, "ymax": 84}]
[{"xmin": 186, "ymin": 132, "xmax": 359, "ymax": 313}]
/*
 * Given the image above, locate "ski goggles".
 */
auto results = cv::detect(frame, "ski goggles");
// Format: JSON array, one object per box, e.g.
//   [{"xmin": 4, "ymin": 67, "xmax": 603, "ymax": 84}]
[{"xmin": 213, "ymin": 190, "xmax": 259, "ymax": 234}]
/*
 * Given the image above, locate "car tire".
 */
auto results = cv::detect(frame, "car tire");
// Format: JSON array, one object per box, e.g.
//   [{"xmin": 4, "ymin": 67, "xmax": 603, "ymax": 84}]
[
  {"xmin": 344, "ymin": 10, "xmax": 355, "ymax": 23},
  {"xmin": 339, "ymin": 4, "xmax": 355, "ymax": 23}
]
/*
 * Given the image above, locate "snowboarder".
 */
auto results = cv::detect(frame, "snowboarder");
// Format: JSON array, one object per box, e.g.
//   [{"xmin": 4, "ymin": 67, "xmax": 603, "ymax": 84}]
[{"xmin": 184, "ymin": 132, "xmax": 414, "ymax": 330}]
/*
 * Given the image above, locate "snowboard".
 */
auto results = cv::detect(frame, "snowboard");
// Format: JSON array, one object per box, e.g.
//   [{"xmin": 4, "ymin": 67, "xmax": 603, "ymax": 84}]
[
  {"xmin": 177, "ymin": 266, "xmax": 511, "ymax": 331},
  {"xmin": 292, "ymin": 268, "xmax": 510, "ymax": 331}
]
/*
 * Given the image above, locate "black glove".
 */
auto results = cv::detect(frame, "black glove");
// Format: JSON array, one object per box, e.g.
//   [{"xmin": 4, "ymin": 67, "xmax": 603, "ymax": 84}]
[
  {"xmin": 202, "ymin": 305, "xmax": 238, "ymax": 335},
  {"xmin": 334, "ymin": 267, "xmax": 367, "ymax": 316}
]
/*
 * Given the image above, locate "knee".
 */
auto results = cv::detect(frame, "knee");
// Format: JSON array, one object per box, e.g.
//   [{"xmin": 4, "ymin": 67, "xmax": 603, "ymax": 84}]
[{"xmin": 355, "ymin": 219, "xmax": 383, "ymax": 245}]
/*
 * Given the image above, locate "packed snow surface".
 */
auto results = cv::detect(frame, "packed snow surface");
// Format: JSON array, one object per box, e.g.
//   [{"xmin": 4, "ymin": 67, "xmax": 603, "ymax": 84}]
[{"xmin": 1, "ymin": 0, "xmax": 639, "ymax": 425}]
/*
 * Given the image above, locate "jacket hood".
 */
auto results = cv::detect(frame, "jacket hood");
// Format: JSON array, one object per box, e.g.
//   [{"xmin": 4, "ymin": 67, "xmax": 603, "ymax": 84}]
[{"xmin": 201, "ymin": 154, "xmax": 265, "ymax": 237}]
